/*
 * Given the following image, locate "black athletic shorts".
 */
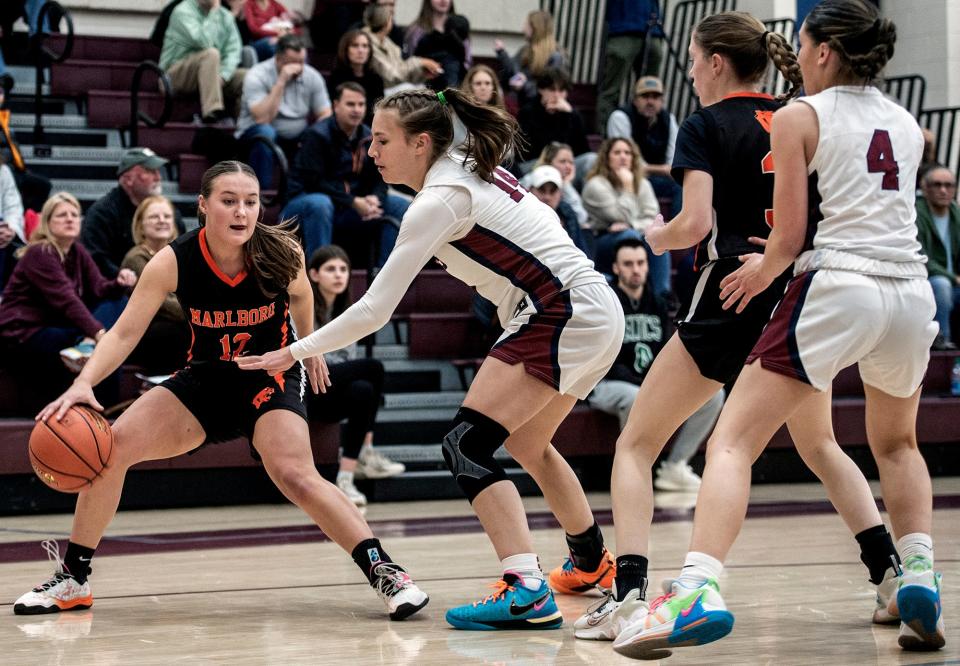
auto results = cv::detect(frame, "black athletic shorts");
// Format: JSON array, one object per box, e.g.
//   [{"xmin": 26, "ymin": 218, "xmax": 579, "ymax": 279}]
[
  {"xmin": 675, "ymin": 258, "xmax": 792, "ymax": 384},
  {"xmin": 160, "ymin": 361, "xmax": 308, "ymax": 451}
]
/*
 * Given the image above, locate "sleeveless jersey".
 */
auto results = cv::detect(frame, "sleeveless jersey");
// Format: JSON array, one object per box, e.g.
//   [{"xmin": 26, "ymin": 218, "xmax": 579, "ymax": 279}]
[
  {"xmin": 671, "ymin": 93, "xmax": 781, "ymax": 270},
  {"xmin": 170, "ymin": 228, "xmax": 294, "ymax": 366},
  {"xmin": 795, "ymin": 86, "xmax": 926, "ymax": 278}
]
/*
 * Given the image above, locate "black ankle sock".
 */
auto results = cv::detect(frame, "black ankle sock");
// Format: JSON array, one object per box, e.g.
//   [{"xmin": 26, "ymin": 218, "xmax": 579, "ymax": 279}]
[
  {"xmin": 64, "ymin": 542, "xmax": 95, "ymax": 584},
  {"xmin": 856, "ymin": 525, "xmax": 901, "ymax": 585},
  {"xmin": 566, "ymin": 521, "xmax": 605, "ymax": 573},
  {"xmin": 351, "ymin": 538, "xmax": 395, "ymax": 585},
  {"xmin": 614, "ymin": 554, "xmax": 649, "ymax": 601}
]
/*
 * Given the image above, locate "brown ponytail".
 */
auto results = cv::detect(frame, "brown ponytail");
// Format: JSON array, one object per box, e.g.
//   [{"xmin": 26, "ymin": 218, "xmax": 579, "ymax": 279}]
[
  {"xmin": 198, "ymin": 160, "xmax": 302, "ymax": 298},
  {"xmin": 804, "ymin": 0, "xmax": 896, "ymax": 83},
  {"xmin": 375, "ymin": 87, "xmax": 521, "ymax": 183}
]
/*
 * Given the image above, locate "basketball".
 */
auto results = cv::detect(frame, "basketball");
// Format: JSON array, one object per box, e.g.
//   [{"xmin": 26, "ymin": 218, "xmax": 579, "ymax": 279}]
[{"xmin": 28, "ymin": 406, "xmax": 113, "ymax": 493}]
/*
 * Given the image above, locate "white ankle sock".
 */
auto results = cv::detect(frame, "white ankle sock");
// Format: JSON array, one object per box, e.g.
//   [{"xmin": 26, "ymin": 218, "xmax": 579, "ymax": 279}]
[
  {"xmin": 897, "ymin": 533, "xmax": 934, "ymax": 567},
  {"xmin": 676, "ymin": 551, "xmax": 723, "ymax": 589},
  {"xmin": 501, "ymin": 553, "xmax": 544, "ymax": 588},
  {"xmin": 337, "ymin": 470, "xmax": 354, "ymax": 484}
]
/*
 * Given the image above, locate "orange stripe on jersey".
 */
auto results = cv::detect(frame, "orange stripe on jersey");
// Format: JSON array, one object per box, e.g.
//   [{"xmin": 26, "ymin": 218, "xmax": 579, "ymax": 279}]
[
  {"xmin": 185, "ymin": 325, "xmax": 196, "ymax": 363},
  {"xmin": 755, "ymin": 110, "xmax": 774, "ymax": 134},
  {"xmin": 722, "ymin": 91, "xmax": 775, "ymax": 101},
  {"xmin": 273, "ymin": 303, "xmax": 290, "ymax": 391},
  {"xmin": 198, "ymin": 228, "xmax": 248, "ymax": 287}
]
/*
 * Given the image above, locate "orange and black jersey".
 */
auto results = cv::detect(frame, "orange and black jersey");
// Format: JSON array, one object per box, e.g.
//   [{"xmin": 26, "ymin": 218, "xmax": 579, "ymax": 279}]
[
  {"xmin": 671, "ymin": 93, "xmax": 782, "ymax": 271},
  {"xmin": 169, "ymin": 228, "xmax": 294, "ymax": 367}
]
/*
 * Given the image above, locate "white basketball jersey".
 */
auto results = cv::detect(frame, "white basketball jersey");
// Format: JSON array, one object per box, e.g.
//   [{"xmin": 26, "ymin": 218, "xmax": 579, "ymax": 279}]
[
  {"xmin": 423, "ymin": 153, "xmax": 605, "ymax": 325},
  {"xmin": 796, "ymin": 86, "xmax": 926, "ymax": 276}
]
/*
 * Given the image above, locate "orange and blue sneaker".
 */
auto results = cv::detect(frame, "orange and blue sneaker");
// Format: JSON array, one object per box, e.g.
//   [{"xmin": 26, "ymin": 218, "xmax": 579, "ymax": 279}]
[
  {"xmin": 445, "ymin": 572, "xmax": 563, "ymax": 630},
  {"xmin": 896, "ymin": 555, "xmax": 945, "ymax": 651},
  {"xmin": 547, "ymin": 549, "xmax": 615, "ymax": 595},
  {"xmin": 611, "ymin": 578, "xmax": 734, "ymax": 659}
]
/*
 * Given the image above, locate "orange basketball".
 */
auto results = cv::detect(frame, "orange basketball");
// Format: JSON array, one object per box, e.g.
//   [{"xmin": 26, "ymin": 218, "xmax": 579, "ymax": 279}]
[{"xmin": 28, "ymin": 406, "xmax": 113, "ymax": 493}]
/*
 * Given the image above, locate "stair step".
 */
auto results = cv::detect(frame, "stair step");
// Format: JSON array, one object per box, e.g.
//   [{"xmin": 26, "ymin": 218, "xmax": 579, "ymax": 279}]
[
  {"xmin": 49, "ymin": 179, "xmax": 183, "ymax": 197},
  {"xmin": 9, "ymin": 113, "xmax": 88, "ymax": 129},
  {"xmin": 382, "ymin": 391, "xmax": 465, "ymax": 409},
  {"xmin": 12, "ymin": 128, "xmax": 116, "ymax": 148},
  {"xmin": 21, "ymin": 145, "xmax": 128, "ymax": 162},
  {"xmin": 359, "ymin": 443, "xmax": 511, "ymax": 465},
  {"xmin": 358, "ymin": 468, "xmax": 537, "ymax": 502}
]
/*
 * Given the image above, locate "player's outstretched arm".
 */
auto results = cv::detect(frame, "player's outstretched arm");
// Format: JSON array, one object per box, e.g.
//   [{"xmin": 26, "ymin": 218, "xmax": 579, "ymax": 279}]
[
  {"xmin": 287, "ymin": 255, "xmax": 331, "ymax": 393},
  {"xmin": 644, "ymin": 169, "xmax": 714, "ymax": 254},
  {"xmin": 38, "ymin": 247, "xmax": 178, "ymax": 422}
]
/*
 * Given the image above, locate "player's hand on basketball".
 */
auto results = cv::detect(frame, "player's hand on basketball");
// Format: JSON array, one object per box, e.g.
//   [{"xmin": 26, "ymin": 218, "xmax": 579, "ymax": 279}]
[
  {"xmin": 235, "ymin": 347, "xmax": 296, "ymax": 374},
  {"xmin": 38, "ymin": 381, "xmax": 102, "ymax": 423},
  {"xmin": 644, "ymin": 214, "xmax": 667, "ymax": 255},
  {"xmin": 719, "ymin": 253, "xmax": 772, "ymax": 314},
  {"xmin": 304, "ymin": 355, "xmax": 331, "ymax": 394}
]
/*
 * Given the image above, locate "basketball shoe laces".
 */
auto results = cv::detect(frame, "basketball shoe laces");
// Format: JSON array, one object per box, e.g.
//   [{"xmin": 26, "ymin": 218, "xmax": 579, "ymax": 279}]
[
  {"xmin": 372, "ymin": 563, "xmax": 412, "ymax": 598},
  {"xmin": 648, "ymin": 590, "xmax": 676, "ymax": 612},
  {"xmin": 474, "ymin": 579, "xmax": 514, "ymax": 607},
  {"xmin": 32, "ymin": 540, "xmax": 75, "ymax": 592}
]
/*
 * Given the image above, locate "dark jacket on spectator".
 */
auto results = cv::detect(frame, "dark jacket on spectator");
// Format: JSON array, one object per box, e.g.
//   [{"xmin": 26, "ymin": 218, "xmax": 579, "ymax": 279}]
[
  {"xmin": 287, "ymin": 115, "xmax": 386, "ymax": 207},
  {"xmin": 327, "ymin": 66, "xmax": 385, "ymax": 126},
  {"xmin": 517, "ymin": 100, "xmax": 590, "ymax": 162},
  {"xmin": 916, "ymin": 196, "xmax": 960, "ymax": 281},
  {"xmin": 80, "ymin": 186, "xmax": 187, "ymax": 278},
  {"xmin": 606, "ymin": 0, "xmax": 663, "ymax": 37},
  {"xmin": 0, "ymin": 242, "xmax": 125, "ymax": 342}
]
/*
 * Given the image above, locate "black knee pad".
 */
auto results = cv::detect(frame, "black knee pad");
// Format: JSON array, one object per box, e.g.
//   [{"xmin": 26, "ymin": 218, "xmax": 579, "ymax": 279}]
[{"xmin": 442, "ymin": 407, "xmax": 510, "ymax": 502}]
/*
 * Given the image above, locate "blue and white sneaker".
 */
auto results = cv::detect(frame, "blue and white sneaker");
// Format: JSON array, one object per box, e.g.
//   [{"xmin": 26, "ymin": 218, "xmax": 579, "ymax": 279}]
[
  {"xmin": 896, "ymin": 556, "xmax": 945, "ymax": 651},
  {"xmin": 445, "ymin": 572, "xmax": 563, "ymax": 630}
]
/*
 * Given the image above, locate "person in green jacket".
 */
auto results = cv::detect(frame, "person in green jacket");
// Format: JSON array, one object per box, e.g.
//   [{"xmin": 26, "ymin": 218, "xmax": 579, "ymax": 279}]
[
  {"xmin": 916, "ymin": 165, "xmax": 960, "ymax": 350},
  {"xmin": 160, "ymin": 0, "xmax": 247, "ymax": 122}
]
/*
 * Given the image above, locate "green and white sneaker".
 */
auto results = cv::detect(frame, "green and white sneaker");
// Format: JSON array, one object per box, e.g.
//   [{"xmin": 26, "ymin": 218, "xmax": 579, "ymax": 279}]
[
  {"xmin": 612, "ymin": 578, "xmax": 734, "ymax": 659},
  {"xmin": 896, "ymin": 556, "xmax": 945, "ymax": 651}
]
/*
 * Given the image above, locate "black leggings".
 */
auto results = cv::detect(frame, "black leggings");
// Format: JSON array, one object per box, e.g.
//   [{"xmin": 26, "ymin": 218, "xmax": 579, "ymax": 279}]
[{"xmin": 308, "ymin": 358, "xmax": 384, "ymax": 460}]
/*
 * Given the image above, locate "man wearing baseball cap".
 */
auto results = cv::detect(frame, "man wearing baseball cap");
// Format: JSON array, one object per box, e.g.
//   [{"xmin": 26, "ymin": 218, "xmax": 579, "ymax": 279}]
[
  {"xmin": 81, "ymin": 148, "xmax": 186, "ymax": 277},
  {"xmin": 528, "ymin": 165, "xmax": 591, "ymax": 255}
]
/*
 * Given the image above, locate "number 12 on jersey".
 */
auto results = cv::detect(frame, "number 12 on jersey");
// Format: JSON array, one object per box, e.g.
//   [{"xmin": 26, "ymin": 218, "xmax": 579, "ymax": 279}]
[{"xmin": 220, "ymin": 332, "xmax": 252, "ymax": 361}]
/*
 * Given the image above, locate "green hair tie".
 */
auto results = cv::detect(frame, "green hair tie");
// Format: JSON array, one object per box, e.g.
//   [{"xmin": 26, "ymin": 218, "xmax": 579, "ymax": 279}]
[{"xmin": 436, "ymin": 91, "xmax": 448, "ymax": 106}]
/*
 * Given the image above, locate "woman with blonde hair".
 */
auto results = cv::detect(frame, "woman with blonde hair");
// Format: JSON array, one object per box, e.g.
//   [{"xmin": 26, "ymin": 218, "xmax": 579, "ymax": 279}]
[
  {"xmin": 495, "ymin": 10, "xmax": 566, "ymax": 107},
  {"xmin": 0, "ymin": 192, "xmax": 136, "ymax": 413}
]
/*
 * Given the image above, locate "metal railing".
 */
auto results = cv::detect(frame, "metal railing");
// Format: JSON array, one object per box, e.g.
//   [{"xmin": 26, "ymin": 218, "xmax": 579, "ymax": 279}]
[
  {"xmin": 540, "ymin": 0, "xmax": 608, "ymax": 85},
  {"xmin": 128, "ymin": 61, "xmax": 172, "ymax": 147},
  {"xmin": 882, "ymin": 74, "xmax": 926, "ymax": 119},
  {"xmin": 919, "ymin": 106, "xmax": 960, "ymax": 178},
  {"xmin": 31, "ymin": 1, "xmax": 73, "ymax": 155}
]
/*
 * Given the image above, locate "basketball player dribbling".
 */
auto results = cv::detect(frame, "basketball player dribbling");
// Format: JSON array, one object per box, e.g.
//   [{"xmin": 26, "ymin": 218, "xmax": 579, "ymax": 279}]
[
  {"xmin": 613, "ymin": 0, "xmax": 945, "ymax": 657},
  {"xmin": 239, "ymin": 87, "xmax": 624, "ymax": 630},
  {"xmin": 15, "ymin": 162, "xmax": 429, "ymax": 621}
]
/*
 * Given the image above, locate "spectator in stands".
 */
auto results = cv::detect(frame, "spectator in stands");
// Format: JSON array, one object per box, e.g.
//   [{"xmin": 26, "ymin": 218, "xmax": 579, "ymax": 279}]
[
  {"xmin": 328, "ymin": 29, "xmax": 386, "ymax": 126},
  {"xmin": 160, "ymin": 0, "xmax": 247, "ymax": 123},
  {"xmin": 527, "ymin": 165, "xmax": 591, "ymax": 257},
  {"xmin": 282, "ymin": 82, "xmax": 407, "ymax": 266},
  {"xmin": 404, "ymin": 0, "xmax": 471, "ymax": 68},
  {"xmin": 363, "ymin": 4, "xmax": 442, "ymax": 95},
  {"xmin": 495, "ymin": 10, "xmax": 566, "ymax": 109},
  {"xmin": 81, "ymin": 148, "xmax": 187, "ymax": 278},
  {"xmin": 307, "ymin": 245, "xmax": 405, "ymax": 506},
  {"xmin": 235, "ymin": 34, "xmax": 331, "ymax": 188},
  {"xmin": 583, "ymin": 137, "xmax": 670, "ymax": 296},
  {"xmin": 524, "ymin": 142, "xmax": 588, "ymax": 228},
  {"xmin": 244, "ymin": 0, "xmax": 303, "ymax": 61},
  {"xmin": 414, "ymin": 13, "xmax": 470, "ymax": 90},
  {"xmin": 0, "ymin": 156, "xmax": 24, "ymax": 289},
  {"xmin": 588, "ymin": 238, "xmax": 722, "ymax": 491},
  {"xmin": 917, "ymin": 166, "xmax": 960, "ymax": 351},
  {"xmin": 516, "ymin": 67, "xmax": 589, "ymax": 168},
  {"xmin": 607, "ymin": 75, "xmax": 682, "ymax": 218},
  {"xmin": 460, "ymin": 64, "xmax": 504, "ymax": 109},
  {"xmin": 596, "ymin": 0, "xmax": 664, "ymax": 133},
  {"xmin": 0, "ymin": 192, "xmax": 136, "ymax": 414},
  {"xmin": 120, "ymin": 196, "xmax": 190, "ymax": 373},
  {"xmin": 0, "ymin": 86, "xmax": 52, "ymax": 214}
]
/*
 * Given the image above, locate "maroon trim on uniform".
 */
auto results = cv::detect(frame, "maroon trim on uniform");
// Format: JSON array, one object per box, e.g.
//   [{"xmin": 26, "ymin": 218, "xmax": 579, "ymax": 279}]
[
  {"xmin": 198, "ymin": 228, "xmax": 248, "ymax": 288},
  {"xmin": 490, "ymin": 290, "xmax": 573, "ymax": 390},
  {"xmin": 747, "ymin": 271, "xmax": 816, "ymax": 383}
]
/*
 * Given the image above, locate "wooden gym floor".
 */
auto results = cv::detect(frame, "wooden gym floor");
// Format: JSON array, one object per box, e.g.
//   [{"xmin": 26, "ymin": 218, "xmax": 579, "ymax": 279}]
[{"xmin": 1, "ymin": 479, "xmax": 957, "ymax": 665}]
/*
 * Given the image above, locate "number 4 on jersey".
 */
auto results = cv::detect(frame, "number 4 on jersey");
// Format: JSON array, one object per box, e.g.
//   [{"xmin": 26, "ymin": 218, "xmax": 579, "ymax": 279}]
[{"xmin": 866, "ymin": 129, "xmax": 900, "ymax": 191}]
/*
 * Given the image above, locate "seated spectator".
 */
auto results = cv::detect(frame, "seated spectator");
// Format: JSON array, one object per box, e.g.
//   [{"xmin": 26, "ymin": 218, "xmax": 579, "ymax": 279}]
[
  {"xmin": 0, "ymin": 85, "xmax": 52, "ymax": 213},
  {"xmin": 121, "ymin": 196, "xmax": 190, "ymax": 373},
  {"xmin": 516, "ymin": 67, "xmax": 589, "ymax": 168},
  {"xmin": 81, "ymin": 148, "xmax": 186, "ymax": 278},
  {"xmin": 527, "ymin": 165, "xmax": 591, "ymax": 257},
  {"xmin": 607, "ymin": 75, "xmax": 682, "ymax": 218},
  {"xmin": 495, "ymin": 10, "xmax": 566, "ymax": 109},
  {"xmin": 282, "ymin": 82, "xmax": 407, "ymax": 266},
  {"xmin": 307, "ymin": 245, "xmax": 405, "ymax": 506},
  {"xmin": 160, "ymin": 0, "xmax": 247, "ymax": 122},
  {"xmin": 328, "ymin": 29, "xmax": 386, "ymax": 126},
  {"xmin": 583, "ymin": 137, "xmax": 670, "ymax": 296},
  {"xmin": 414, "ymin": 13, "xmax": 470, "ymax": 90},
  {"xmin": 916, "ymin": 165, "xmax": 960, "ymax": 350},
  {"xmin": 0, "ymin": 192, "xmax": 136, "ymax": 415},
  {"xmin": 235, "ymin": 34, "xmax": 331, "ymax": 188},
  {"xmin": 0, "ymin": 156, "xmax": 25, "ymax": 288},
  {"xmin": 587, "ymin": 238, "xmax": 722, "ymax": 491},
  {"xmin": 243, "ymin": 0, "xmax": 302, "ymax": 61},
  {"xmin": 404, "ymin": 0, "xmax": 471, "ymax": 68},
  {"xmin": 523, "ymin": 141, "xmax": 587, "ymax": 228},
  {"xmin": 363, "ymin": 4, "xmax": 442, "ymax": 95},
  {"xmin": 460, "ymin": 64, "xmax": 505, "ymax": 109}
]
